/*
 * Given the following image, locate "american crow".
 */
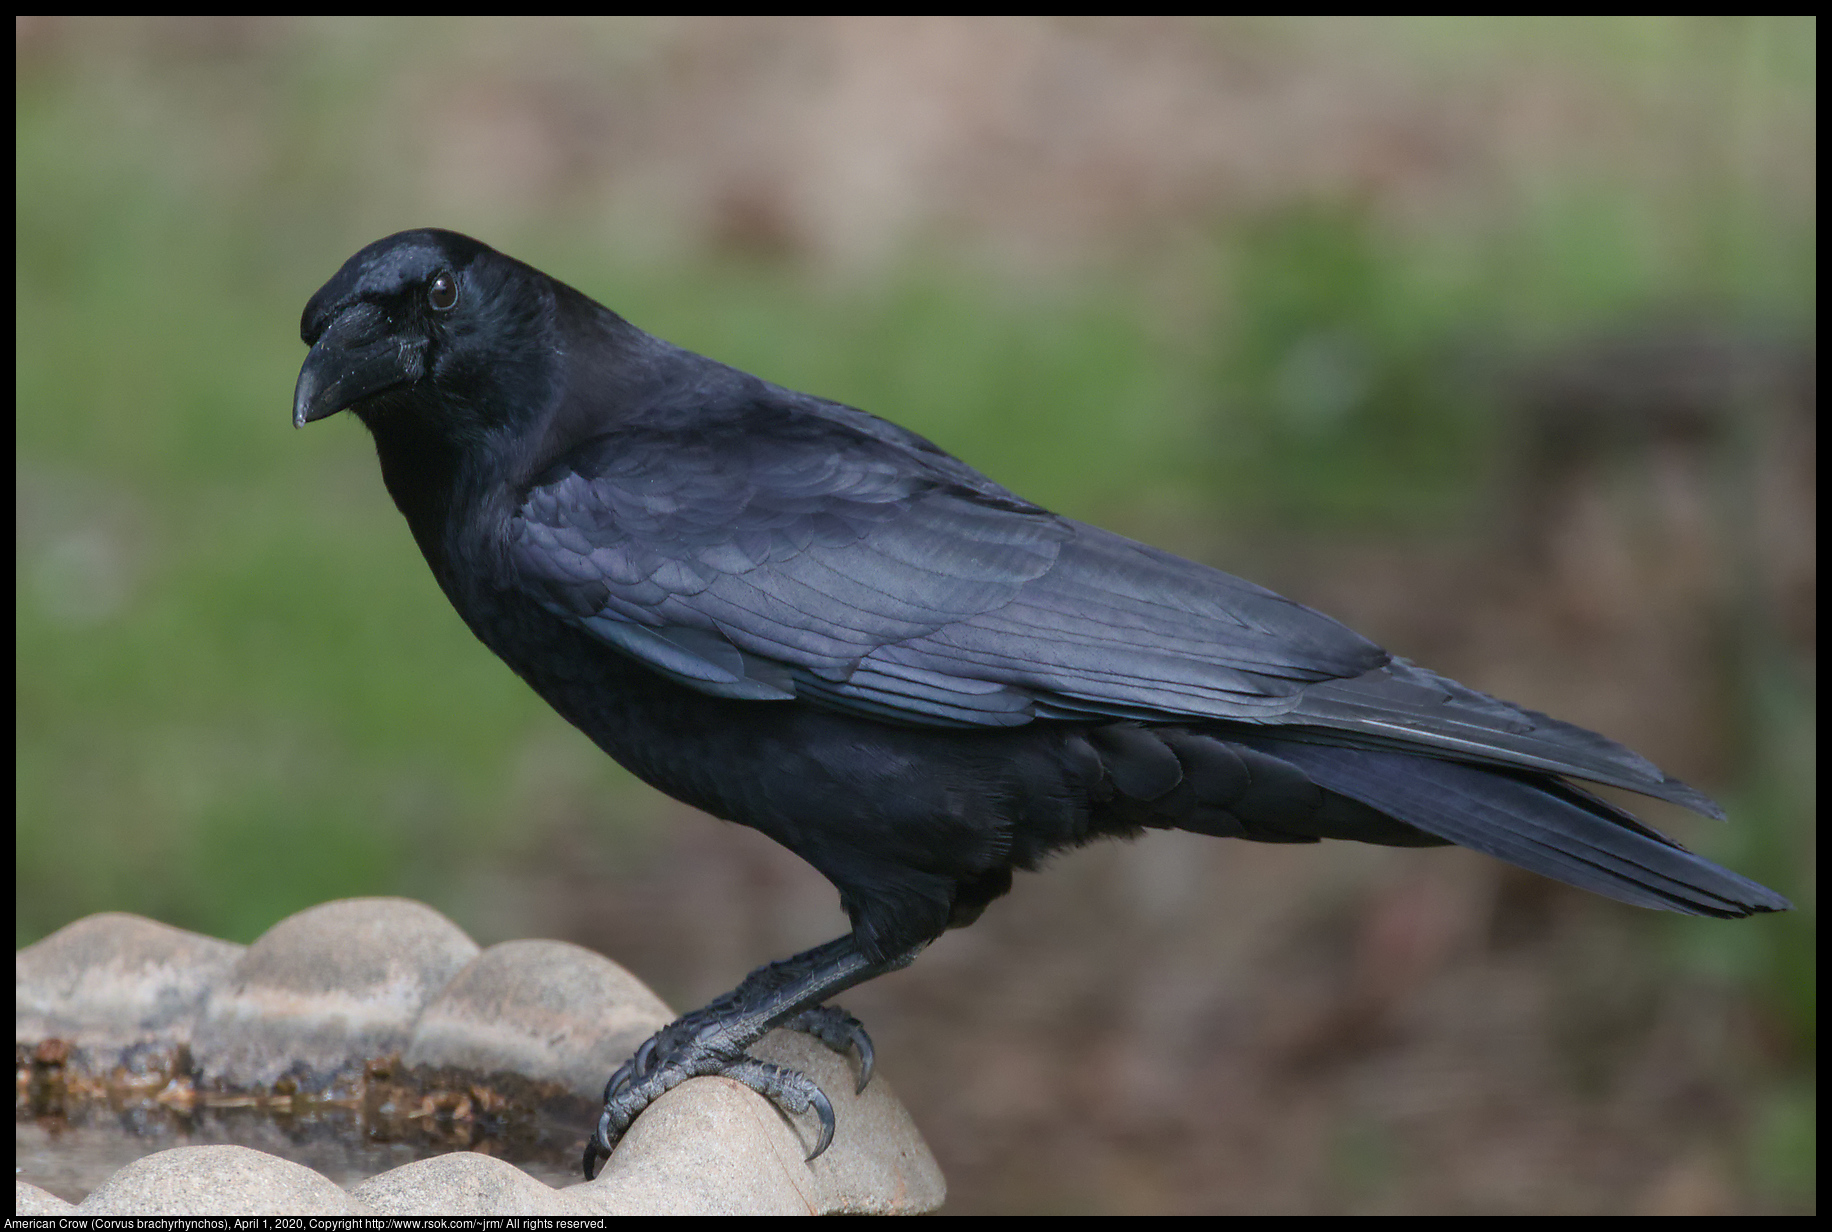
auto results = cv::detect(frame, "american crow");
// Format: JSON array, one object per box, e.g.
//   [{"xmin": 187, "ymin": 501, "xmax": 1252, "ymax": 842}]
[{"xmin": 293, "ymin": 229, "xmax": 1788, "ymax": 1179}]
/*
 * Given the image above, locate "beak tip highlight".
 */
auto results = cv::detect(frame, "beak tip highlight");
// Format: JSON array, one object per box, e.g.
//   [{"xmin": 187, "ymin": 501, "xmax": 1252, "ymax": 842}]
[{"xmin": 292, "ymin": 362, "xmax": 334, "ymax": 429}]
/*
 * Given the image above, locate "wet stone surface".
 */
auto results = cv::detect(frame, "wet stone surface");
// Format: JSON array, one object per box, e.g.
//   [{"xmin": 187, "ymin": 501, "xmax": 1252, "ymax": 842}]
[{"xmin": 16, "ymin": 899, "xmax": 945, "ymax": 1215}]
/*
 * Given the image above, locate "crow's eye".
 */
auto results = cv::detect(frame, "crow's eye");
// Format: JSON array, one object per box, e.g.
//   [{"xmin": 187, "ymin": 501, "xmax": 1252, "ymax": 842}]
[{"xmin": 428, "ymin": 272, "xmax": 459, "ymax": 312}]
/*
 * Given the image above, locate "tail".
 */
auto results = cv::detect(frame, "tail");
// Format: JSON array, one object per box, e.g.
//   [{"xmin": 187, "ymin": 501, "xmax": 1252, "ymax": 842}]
[{"xmin": 1236, "ymin": 738, "xmax": 1791, "ymax": 918}]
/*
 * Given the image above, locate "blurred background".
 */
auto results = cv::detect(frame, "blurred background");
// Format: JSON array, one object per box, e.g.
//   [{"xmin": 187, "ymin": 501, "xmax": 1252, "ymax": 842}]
[{"xmin": 15, "ymin": 16, "xmax": 1814, "ymax": 1214}]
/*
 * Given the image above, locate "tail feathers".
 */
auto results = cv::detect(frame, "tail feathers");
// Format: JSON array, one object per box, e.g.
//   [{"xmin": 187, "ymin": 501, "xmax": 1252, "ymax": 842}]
[{"xmin": 1235, "ymin": 738, "xmax": 1791, "ymax": 918}]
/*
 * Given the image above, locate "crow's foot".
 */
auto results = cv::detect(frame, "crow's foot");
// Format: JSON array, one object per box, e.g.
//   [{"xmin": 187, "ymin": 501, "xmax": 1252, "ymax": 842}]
[
  {"xmin": 582, "ymin": 934, "xmax": 918, "ymax": 1180},
  {"xmin": 582, "ymin": 1013, "xmax": 841, "ymax": 1179}
]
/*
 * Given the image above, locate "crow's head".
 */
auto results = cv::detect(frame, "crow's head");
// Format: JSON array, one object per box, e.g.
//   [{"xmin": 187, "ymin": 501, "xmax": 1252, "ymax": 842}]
[{"xmin": 293, "ymin": 229, "xmax": 559, "ymax": 446}]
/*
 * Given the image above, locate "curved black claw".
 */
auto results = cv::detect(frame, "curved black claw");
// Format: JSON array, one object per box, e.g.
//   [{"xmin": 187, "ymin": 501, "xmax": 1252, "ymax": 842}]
[
  {"xmin": 783, "ymin": 1004, "xmax": 876, "ymax": 1094},
  {"xmin": 727, "ymin": 1058, "xmax": 837, "ymax": 1161},
  {"xmin": 582, "ymin": 1129, "xmax": 610, "ymax": 1181}
]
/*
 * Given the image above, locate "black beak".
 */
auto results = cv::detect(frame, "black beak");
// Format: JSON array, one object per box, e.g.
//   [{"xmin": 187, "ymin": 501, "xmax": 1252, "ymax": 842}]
[{"xmin": 293, "ymin": 302, "xmax": 428, "ymax": 428}]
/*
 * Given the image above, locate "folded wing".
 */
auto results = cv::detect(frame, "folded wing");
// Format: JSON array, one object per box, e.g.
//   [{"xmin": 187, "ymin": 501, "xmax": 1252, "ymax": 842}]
[{"xmin": 508, "ymin": 408, "xmax": 1716, "ymax": 816}]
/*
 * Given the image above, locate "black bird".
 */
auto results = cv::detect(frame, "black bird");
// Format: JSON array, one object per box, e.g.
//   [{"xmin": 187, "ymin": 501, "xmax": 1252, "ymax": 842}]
[{"xmin": 293, "ymin": 229, "xmax": 1789, "ymax": 1179}]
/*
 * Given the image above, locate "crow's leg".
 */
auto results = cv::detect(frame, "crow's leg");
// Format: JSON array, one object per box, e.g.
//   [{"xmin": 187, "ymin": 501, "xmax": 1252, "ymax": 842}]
[{"xmin": 582, "ymin": 934, "xmax": 919, "ymax": 1179}]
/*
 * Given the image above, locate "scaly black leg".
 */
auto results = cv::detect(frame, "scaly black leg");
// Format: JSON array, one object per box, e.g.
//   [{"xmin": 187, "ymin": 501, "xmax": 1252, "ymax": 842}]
[{"xmin": 582, "ymin": 934, "xmax": 919, "ymax": 1179}]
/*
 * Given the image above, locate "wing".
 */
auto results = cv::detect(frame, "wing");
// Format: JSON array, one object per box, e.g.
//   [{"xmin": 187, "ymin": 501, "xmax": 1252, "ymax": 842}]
[
  {"xmin": 508, "ymin": 407, "xmax": 1715, "ymax": 816},
  {"xmin": 508, "ymin": 413, "xmax": 1382, "ymax": 729}
]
